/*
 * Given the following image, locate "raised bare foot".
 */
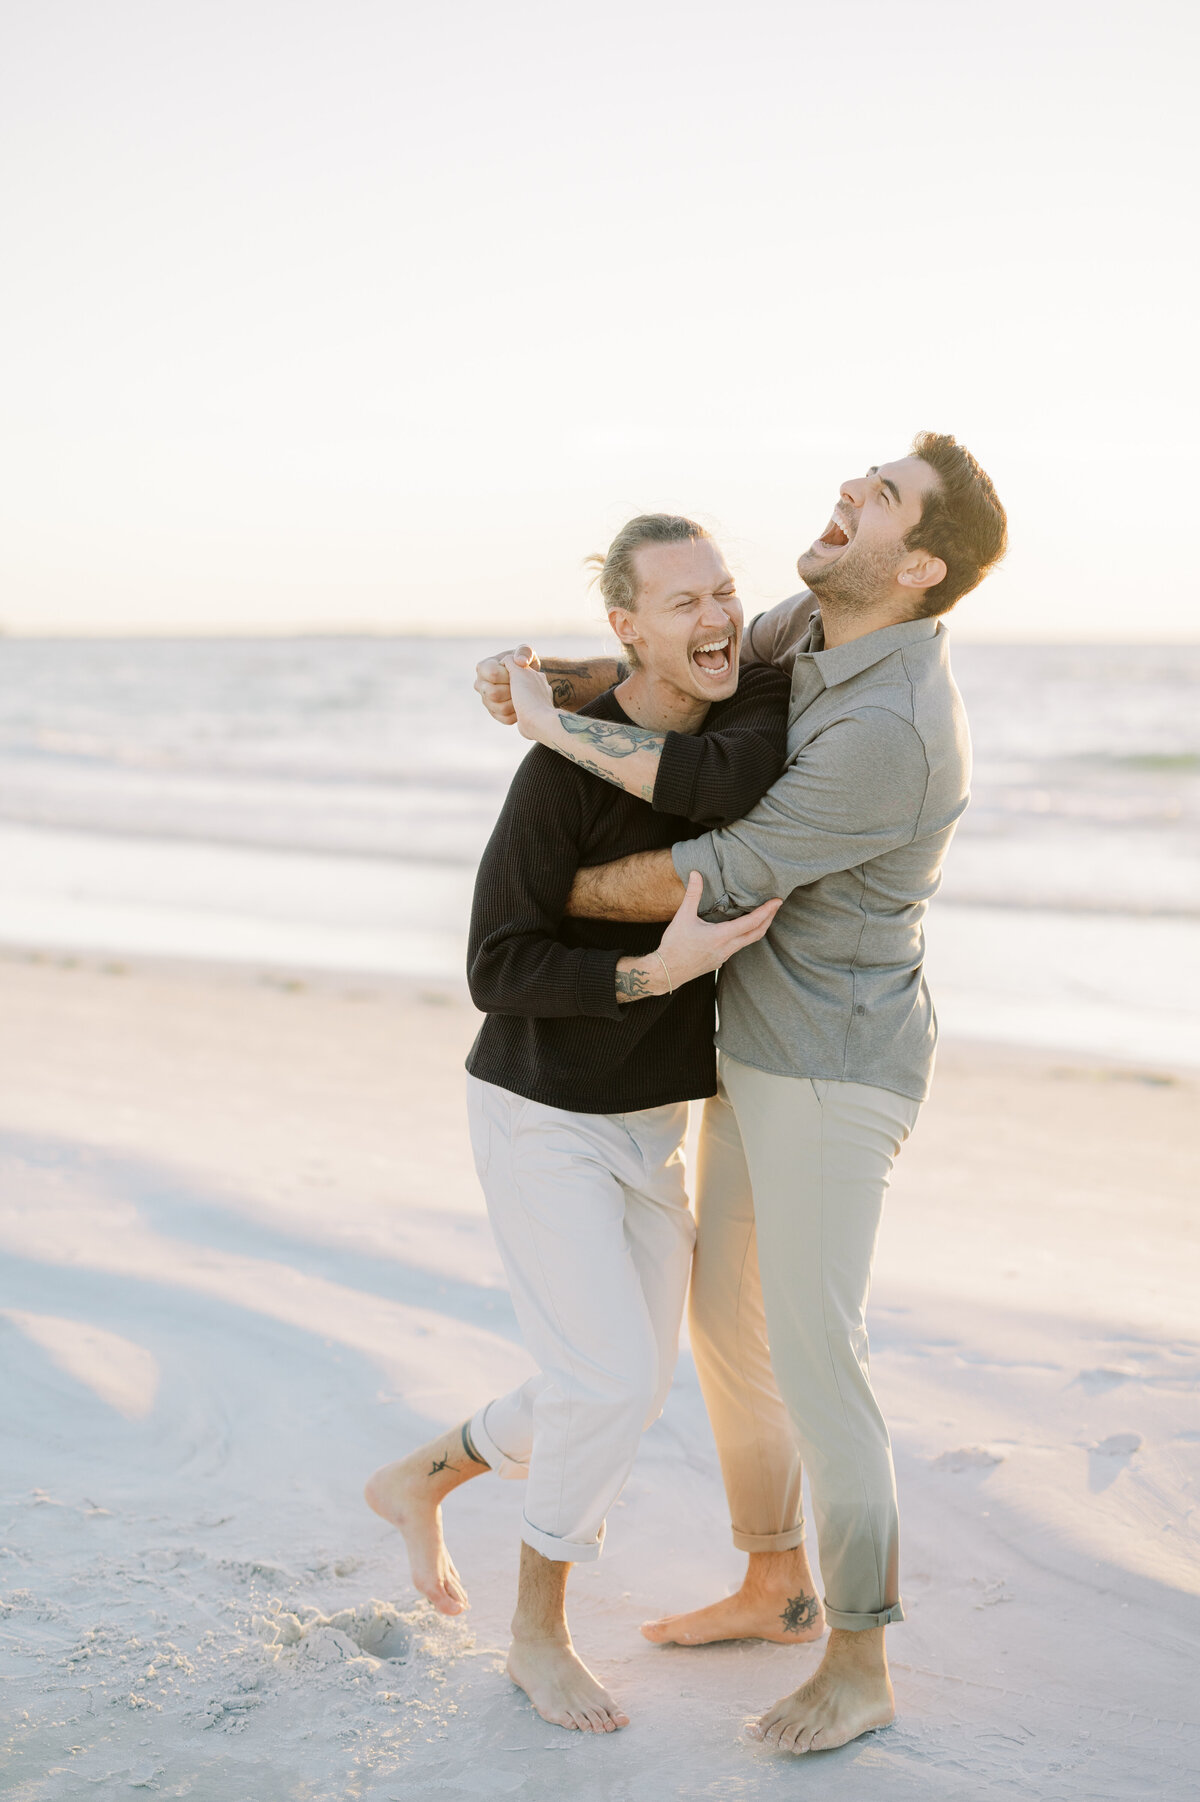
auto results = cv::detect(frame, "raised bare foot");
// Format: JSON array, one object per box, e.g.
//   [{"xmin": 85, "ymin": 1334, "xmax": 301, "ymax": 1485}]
[
  {"xmin": 507, "ymin": 1634, "xmax": 630, "ymax": 1733},
  {"xmin": 642, "ymin": 1547, "xmax": 824, "ymax": 1646},
  {"xmin": 748, "ymin": 1627, "xmax": 894, "ymax": 1753},
  {"xmin": 364, "ymin": 1425, "xmax": 485, "ymax": 1616}
]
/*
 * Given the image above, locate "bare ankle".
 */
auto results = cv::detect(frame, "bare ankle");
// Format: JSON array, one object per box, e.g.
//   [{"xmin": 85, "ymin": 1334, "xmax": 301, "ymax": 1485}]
[
  {"xmin": 511, "ymin": 1616, "xmax": 570, "ymax": 1646},
  {"xmin": 743, "ymin": 1548, "xmax": 815, "ymax": 1595},
  {"xmin": 827, "ymin": 1626, "xmax": 888, "ymax": 1671}
]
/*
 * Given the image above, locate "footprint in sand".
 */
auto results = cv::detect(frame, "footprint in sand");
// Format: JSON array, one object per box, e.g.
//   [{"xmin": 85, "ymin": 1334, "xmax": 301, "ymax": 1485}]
[
  {"xmin": 932, "ymin": 1446, "xmax": 1005, "ymax": 1475},
  {"xmin": 1087, "ymin": 1432, "xmax": 1142, "ymax": 1493},
  {"xmin": 1075, "ymin": 1367, "xmax": 1135, "ymax": 1394}
]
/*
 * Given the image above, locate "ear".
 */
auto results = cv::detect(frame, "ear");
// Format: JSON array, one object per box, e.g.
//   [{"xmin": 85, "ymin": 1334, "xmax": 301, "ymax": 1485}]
[
  {"xmin": 897, "ymin": 551, "xmax": 947, "ymax": 595},
  {"xmin": 607, "ymin": 606, "xmax": 640, "ymax": 649}
]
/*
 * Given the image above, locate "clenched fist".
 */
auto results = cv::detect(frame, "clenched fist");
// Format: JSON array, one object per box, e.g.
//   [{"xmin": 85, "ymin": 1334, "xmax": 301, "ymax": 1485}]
[{"xmin": 473, "ymin": 645, "xmax": 538, "ymax": 725}]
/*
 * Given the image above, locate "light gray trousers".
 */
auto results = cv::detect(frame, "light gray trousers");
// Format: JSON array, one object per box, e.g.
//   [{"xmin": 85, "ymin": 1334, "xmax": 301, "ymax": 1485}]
[{"xmin": 691, "ymin": 1052, "xmax": 919, "ymax": 1630}]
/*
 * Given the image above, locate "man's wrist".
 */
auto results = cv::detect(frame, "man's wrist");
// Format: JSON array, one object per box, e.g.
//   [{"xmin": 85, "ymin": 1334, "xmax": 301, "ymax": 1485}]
[{"xmin": 614, "ymin": 955, "xmax": 669, "ymax": 1002}]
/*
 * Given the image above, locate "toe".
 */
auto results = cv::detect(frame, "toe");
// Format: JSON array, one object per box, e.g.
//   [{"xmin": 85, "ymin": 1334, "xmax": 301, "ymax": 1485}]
[
  {"xmin": 639, "ymin": 1619, "xmax": 668, "ymax": 1642},
  {"xmin": 778, "ymin": 1723, "xmax": 802, "ymax": 1751}
]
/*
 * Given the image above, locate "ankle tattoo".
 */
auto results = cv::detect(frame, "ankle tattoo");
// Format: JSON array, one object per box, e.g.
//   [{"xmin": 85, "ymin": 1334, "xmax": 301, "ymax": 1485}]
[{"xmin": 779, "ymin": 1593, "xmax": 820, "ymax": 1633}]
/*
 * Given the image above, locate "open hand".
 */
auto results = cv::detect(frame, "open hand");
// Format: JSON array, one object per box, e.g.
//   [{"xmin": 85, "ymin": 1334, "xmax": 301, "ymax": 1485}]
[
  {"xmin": 474, "ymin": 645, "xmax": 538, "ymax": 725},
  {"xmin": 657, "ymin": 872, "xmax": 782, "ymax": 988},
  {"xmin": 501, "ymin": 655, "xmax": 556, "ymax": 741}
]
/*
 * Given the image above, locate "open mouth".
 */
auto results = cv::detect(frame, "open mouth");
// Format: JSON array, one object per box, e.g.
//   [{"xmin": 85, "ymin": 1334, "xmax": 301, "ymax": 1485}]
[
  {"xmin": 691, "ymin": 633, "xmax": 734, "ymax": 678},
  {"xmin": 812, "ymin": 508, "xmax": 854, "ymax": 555}
]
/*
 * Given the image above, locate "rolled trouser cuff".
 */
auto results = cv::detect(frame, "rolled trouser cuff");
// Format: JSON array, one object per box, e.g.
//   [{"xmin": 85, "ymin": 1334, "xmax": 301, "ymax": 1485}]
[
  {"xmin": 731, "ymin": 1523, "xmax": 807, "ymax": 1554},
  {"xmin": 824, "ymin": 1599, "xmax": 905, "ymax": 1630},
  {"xmin": 521, "ymin": 1516, "xmax": 605, "ymax": 1565},
  {"xmin": 468, "ymin": 1402, "xmax": 528, "ymax": 1481}
]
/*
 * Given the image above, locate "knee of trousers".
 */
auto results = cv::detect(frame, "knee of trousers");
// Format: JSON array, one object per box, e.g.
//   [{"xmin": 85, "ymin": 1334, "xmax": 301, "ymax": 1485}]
[
  {"xmin": 549, "ymin": 1374, "xmax": 660, "ymax": 1446},
  {"xmin": 770, "ymin": 1320, "xmax": 878, "ymax": 1423}
]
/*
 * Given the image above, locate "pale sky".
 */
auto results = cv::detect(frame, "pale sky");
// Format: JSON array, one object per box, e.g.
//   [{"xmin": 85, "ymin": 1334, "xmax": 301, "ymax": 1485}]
[{"xmin": 2, "ymin": 0, "xmax": 1197, "ymax": 641}]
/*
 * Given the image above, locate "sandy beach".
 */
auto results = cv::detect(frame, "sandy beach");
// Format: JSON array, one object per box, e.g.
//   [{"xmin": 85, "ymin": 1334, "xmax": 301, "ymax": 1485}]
[{"xmin": 0, "ymin": 947, "xmax": 1196, "ymax": 1801}]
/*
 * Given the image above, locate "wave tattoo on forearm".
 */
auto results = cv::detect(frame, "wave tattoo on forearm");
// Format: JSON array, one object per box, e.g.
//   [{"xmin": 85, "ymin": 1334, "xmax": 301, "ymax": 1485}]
[{"xmin": 558, "ymin": 714, "xmax": 666, "ymax": 759}]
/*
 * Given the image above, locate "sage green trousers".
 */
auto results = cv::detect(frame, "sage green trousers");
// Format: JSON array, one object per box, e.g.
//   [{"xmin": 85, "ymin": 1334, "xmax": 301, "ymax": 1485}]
[{"xmin": 690, "ymin": 1052, "xmax": 919, "ymax": 1630}]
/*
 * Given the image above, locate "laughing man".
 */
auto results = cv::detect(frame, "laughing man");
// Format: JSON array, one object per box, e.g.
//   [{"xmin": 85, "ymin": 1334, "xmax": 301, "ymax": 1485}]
[
  {"xmin": 366, "ymin": 514, "xmax": 791, "ymax": 1732},
  {"xmin": 474, "ymin": 432, "xmax": 1008, "ymax": 1754}
]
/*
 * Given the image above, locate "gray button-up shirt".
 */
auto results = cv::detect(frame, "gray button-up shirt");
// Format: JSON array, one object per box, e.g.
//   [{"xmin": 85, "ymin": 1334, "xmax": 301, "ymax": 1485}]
[{"xmin": 671, "ymin": 596, "xmax": 972, "ymax": 1102}]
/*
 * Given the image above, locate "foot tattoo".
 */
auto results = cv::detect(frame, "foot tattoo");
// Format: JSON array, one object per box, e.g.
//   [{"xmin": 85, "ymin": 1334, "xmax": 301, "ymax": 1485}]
[{"xmin": 779, "ymin": 1593, "xmax": 820, "ymax": 1634}]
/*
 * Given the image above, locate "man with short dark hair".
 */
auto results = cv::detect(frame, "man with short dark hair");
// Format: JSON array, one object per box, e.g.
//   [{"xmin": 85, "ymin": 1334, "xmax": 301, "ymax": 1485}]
[{"xmin": 474, "ymin": 434, "xmax": 1008, "ymax": 1755}]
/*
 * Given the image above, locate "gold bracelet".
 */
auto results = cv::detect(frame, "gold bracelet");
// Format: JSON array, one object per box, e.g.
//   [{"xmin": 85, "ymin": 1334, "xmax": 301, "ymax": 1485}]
[{"xmin": 653, "ymin": 951, "xmax": 673, "ymax": 996}]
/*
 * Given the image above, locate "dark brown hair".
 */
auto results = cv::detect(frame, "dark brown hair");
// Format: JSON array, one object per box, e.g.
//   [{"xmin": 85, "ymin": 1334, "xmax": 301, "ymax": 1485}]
[{"xmin": 905, "ymin": 432, "xmax": 1008, "ymax": 616}]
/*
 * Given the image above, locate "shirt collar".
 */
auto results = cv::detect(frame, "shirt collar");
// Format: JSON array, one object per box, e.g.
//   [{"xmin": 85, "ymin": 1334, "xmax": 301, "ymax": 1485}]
[{"xmin": 804, "ymin": 612, "xmax": 941, "ymax": 687}]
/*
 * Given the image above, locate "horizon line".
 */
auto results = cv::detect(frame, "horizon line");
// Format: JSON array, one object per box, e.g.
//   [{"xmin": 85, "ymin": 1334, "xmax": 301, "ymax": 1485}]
[{"xmin": 4, "ymin": 625, "xmax": 1199, "ymax": 648}]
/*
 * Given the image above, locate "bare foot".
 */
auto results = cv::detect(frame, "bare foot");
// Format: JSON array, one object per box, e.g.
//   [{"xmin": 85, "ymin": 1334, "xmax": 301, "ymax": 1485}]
[
  {"xmin": 507, "ymin": 1634, "xmax": 630, "ymax": 1733},
  {"xmin": 364, "ymin": 1425, "xmax": 486, "ymax": 1616},
  {"xmin": 748, "ymin": 1627, "xmax": 894, "ymax": 1753},
  {"xmin": 643, "ymin": 1587, "xmax": 824, "ymax": 1646},
  {"xmin": 642, "ymin": 1547, "xmax": 824, "ymax": 1646}
]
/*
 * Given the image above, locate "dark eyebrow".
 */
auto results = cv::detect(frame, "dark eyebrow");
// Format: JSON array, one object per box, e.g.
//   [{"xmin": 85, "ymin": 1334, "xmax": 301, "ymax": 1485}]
[{"xmin": 868, "ymin": 465, "xmax": 902, "ymax": 505}]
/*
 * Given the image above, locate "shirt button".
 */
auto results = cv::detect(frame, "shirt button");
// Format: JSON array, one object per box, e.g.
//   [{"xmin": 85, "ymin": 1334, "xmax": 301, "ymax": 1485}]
[{"xmin": 855, "ymin": 1004, "xmax": 866, "ymax": 1016}]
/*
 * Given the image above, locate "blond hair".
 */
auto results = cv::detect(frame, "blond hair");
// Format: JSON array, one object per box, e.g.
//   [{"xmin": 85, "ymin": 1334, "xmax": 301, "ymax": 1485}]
[{"xmin": 586, "ymin": 513, "xmax": 710, "ymax": 611}]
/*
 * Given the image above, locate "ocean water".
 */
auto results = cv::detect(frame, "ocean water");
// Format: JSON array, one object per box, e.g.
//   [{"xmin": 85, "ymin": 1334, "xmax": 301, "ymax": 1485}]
[{"xmin": 1, "ymin": 635, "xmax": 1198, "ymax": 1065}]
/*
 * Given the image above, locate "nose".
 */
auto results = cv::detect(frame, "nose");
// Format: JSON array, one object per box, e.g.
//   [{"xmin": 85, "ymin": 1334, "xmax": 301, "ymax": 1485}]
[
  {"xmin": 840, "ymin": 475, "xmax": 866, "ymax": 512},
  {"xmin": 701, "ymin": 592, "xmax": 738, "ymax": 632}
]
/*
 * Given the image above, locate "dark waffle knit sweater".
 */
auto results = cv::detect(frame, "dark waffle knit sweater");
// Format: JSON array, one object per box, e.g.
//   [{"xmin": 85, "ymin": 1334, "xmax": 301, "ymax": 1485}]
[{"xmin": 465, "ymin": 661, "xmax": 791, "ymax": 1113}]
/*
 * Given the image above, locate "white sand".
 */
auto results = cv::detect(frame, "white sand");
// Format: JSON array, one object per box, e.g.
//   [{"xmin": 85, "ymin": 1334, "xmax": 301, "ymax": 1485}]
[{"xmin": 0, "ymin": 950, "xmax": 1197, "ymax": 1801}]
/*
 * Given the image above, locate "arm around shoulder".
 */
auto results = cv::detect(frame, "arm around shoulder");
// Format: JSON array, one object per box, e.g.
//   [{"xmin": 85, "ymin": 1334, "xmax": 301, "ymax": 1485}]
[{"xmin": 652, "ymin": 662, "xmax": 792, "ymax": 828}]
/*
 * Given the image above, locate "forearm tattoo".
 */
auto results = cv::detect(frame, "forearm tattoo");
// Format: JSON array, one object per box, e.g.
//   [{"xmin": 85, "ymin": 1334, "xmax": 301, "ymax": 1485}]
[
  {"xmin": 548, "ymin": 715, "xmax": 659, "ymax": 803},
  {"xmin": 537, "ymin": 656, "xmax": 629, "ymax": 711},
  {"xmin": 615, "ymin": 964, "xmax": 653, "ymax": 1001},
  {"xmin": 558, "ymin": 752, "xmax": 651, "ymax": 799},
  {"xmin": 779, "ymin": 1593, "xmax": 820, "ymax": 1633},
  {"xmin": 559, "ymin": 714, "xmax": 664, "ymax": 758}
]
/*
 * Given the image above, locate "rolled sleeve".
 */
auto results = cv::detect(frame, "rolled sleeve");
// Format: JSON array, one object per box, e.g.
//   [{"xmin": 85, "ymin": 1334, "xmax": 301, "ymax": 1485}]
[{"xmin": 674, "ymin": 709, "xmax": 931, "ymax": 908}]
